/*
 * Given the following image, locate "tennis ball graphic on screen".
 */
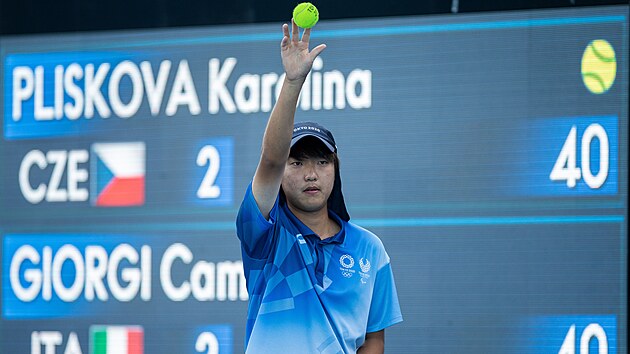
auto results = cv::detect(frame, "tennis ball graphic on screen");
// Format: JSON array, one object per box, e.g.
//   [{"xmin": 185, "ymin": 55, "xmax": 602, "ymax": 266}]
[
  {"xmin": 293, "ymin": 2, "xmax": 319, "ymax": 29},
  {"xmin": 581, "ymin": 39, "xmax": 616, "ymax": 94}
]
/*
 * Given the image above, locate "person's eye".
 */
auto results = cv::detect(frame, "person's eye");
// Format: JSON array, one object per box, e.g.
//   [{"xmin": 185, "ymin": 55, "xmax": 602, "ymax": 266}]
[
  {"xmin": 290, "ymin": 161, "xmax": 303, "ymax": 166},
  {"xmin": 318, "ymin": 160, "xmax": 329, "ymax": 165}
]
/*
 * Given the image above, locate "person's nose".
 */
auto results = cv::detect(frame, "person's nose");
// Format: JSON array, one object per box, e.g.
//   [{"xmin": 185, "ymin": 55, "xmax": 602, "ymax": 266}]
[{"xmin": 304, "ymin": 163, "xmax": 318, "ymax": 181}]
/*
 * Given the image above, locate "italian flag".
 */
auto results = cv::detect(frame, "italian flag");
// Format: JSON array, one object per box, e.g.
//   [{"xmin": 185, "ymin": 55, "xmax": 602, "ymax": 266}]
[{"xmin": 90, "ymin": 326, "xmax": 144, "ymax": 354}]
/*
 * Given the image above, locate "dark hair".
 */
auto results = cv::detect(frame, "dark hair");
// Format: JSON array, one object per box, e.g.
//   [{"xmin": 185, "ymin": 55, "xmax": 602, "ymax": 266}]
[{"xmin": 289, "ymin": 136, "xmax": 335, "ymax": 162}]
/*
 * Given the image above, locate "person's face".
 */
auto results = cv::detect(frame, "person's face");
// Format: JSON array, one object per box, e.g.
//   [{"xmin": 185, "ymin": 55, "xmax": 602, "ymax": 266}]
[{"xmin": 282, "ymin": 155, "xmax": 335, "ymax": 215}]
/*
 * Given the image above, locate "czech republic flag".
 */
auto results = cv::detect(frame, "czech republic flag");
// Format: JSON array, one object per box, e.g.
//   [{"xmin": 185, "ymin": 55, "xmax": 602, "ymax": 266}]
[{"xmin": 91, "ymin": 142, "xmax": 146, "ymax": 207}]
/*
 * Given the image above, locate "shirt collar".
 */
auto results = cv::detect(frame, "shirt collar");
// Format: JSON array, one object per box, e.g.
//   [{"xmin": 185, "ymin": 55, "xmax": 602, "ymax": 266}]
[{"xmin": 281, "ymin": 200, "xmax": 346, "ymax": 245}]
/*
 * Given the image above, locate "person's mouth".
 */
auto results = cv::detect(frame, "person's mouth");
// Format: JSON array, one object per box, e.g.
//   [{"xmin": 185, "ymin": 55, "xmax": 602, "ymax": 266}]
[{"xmin": 303, "ymin": 186, "xmax": 320, "ymax": 195}]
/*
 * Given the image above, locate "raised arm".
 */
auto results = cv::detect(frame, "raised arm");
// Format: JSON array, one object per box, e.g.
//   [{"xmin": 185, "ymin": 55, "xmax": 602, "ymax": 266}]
[{"xmin": 252, "ymin": 20, "xmax": 326, "ymax": 219}]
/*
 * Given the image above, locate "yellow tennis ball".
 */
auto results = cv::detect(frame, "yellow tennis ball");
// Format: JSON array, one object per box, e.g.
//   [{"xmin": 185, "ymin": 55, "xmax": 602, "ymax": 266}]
[
  {"xmin": 581, "ymin": 39, "xmax": 617, "ymax": 94},
  {"xmin": 293, "ymin": 2, "xmax": 319, "ymax": 29}
]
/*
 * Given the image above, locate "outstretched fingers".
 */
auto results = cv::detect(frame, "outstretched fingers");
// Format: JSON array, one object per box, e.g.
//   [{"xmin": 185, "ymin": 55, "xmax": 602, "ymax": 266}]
[
  {"xmin": 310, "ymin": 43, "xmax": 327, "ymax": 60},
  {"xmin": 291, "ymin": 19, "xmax": 299, "ymax": 43},
  {"xmin": 281, "ymin": 23, "xmax": 290, "ymax": 48},
  {"xmin": 301, "ymin": 27, "xmax": 311, "ymax": 44},
  {"xmin": 281, "ymin": 19, "xmax": 326, "ymax": 78}
]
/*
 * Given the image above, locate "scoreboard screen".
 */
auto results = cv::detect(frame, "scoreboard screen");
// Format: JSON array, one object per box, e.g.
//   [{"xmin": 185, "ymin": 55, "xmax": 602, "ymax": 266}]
[{"xmin": 1, "ymin": 5, "xmax": 627, "ymax": 354}]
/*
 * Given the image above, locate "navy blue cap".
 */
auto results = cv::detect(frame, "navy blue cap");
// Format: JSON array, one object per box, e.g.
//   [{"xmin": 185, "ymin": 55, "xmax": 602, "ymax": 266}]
[{"xmin": 291, "ymin": 121, "xmax": 337, "ymax": 153}]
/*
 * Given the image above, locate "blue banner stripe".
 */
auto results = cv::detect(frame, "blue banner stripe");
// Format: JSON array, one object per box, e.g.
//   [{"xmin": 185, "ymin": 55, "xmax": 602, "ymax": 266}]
[
  {"xmin": 84, "ymin": 15, "xmax": 626, "ymax": 50},
  {"xmin": 357, "ymin": 215, "xmax": 624, "ymax": 227},
  {"xmin": 3, "ymin": 215, "xmax": 623, "ymax": 232}
]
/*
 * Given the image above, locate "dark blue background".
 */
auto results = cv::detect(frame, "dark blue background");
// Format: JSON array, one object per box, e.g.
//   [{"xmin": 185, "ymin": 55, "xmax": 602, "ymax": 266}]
[{"xmin": 1, "ymin": 6, "xmax": 627, "ymax": 354}]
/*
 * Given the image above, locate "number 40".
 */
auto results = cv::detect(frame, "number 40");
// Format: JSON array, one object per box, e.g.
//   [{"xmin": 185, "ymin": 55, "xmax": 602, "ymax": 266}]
[
  {"xmin": 558, "ymin": 323, "xmax": 608, "ymax": 354},
  {"xmin": 549, "ymin": 124, "xmax": 609, "ymax": 189}
]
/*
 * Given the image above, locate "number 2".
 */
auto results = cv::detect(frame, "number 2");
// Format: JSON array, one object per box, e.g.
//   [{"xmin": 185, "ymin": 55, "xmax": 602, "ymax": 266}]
[
  {"xmin": 195, "ymin": 331, "xmax": 219, "ymax": 354},
  {"xmin": 197, "ymin": 145, "xmax": 221, "ymax": 199}
]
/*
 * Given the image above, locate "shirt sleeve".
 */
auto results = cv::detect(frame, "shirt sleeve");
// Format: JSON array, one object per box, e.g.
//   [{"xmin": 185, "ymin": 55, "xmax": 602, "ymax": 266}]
[
  {"xmin": 236, "ymin": 182, "xmax": 279, "ymax": 259},
  {"xmin": 366, "ymin": 260, "xmax": 403, "ymax": 333}
]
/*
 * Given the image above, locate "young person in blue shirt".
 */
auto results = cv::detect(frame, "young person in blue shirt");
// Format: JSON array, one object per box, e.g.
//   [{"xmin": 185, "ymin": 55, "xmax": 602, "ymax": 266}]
[{"xmin": 236, "ymin": 20, "xmax": 402, "ymax": 353}]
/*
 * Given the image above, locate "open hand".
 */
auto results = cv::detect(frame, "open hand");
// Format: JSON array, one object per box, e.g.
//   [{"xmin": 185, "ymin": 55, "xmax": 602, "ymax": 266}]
[{"xmin": 280, "ymin": 19, "xmax": 326, "ymax": 83}]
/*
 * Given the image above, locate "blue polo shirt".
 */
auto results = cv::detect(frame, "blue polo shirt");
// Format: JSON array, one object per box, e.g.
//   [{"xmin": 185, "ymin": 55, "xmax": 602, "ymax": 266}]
[{"xmin": 236, "ymin": 183, "xmax": 403, "ymax": 353}]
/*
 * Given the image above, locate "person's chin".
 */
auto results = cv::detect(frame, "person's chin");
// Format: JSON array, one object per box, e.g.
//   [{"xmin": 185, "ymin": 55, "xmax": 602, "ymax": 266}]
[{"xmin": 298, "ymin": 201, "xmax": 326, "ymax": 213}]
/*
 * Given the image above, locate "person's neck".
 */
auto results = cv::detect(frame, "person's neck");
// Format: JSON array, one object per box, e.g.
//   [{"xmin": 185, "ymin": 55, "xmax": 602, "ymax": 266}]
[{"xmin": 288, "ymin": 204, "xmax": 340, "ymax": 240}]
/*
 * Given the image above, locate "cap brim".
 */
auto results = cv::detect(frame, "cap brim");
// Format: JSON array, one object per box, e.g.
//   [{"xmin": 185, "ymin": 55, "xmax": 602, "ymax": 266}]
[{"xmin": 290, "ymin": 133, "xmax": 336, "ymax": 153}]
